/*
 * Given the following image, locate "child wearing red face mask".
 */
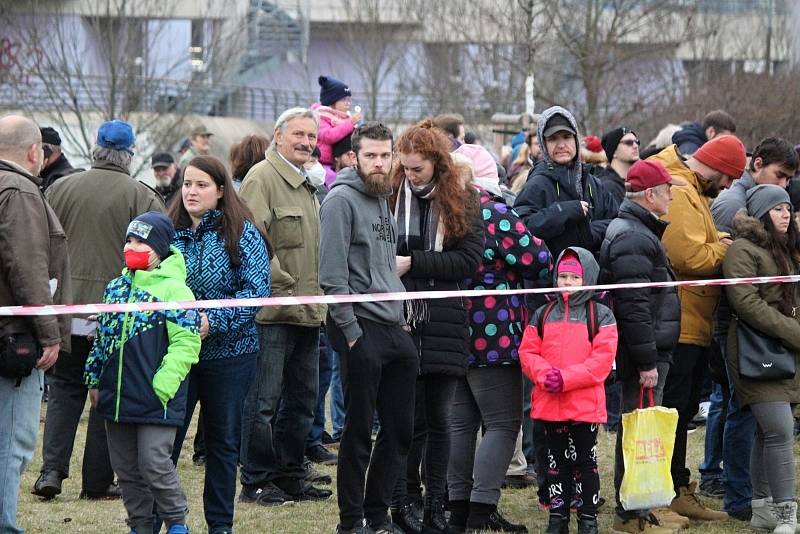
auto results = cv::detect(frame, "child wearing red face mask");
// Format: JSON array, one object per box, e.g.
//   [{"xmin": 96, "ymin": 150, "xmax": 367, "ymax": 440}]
[{"xmin": 84, "ymin": 211, "xmax": 201, "ymax": 534}]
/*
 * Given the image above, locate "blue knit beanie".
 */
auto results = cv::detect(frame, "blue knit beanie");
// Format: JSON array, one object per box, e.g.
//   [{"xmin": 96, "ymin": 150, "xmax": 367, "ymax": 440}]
[
  {"xmin": 126, "ymin": 211, "xmax": 175, "ymax": 259},
  {"xmin": 318, "ymin": 75, "xmax": 351, "ymax": 106}
]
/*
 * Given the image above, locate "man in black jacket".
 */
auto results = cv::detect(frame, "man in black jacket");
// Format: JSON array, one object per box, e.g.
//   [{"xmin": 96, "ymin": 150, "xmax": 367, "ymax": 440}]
[
  {"xmin": 39, "ymin": 126, "xmax": 82, "ymax": 191},
  {"xmin": 597, "ymin": 127, "xmax": 640, "ymax": 205},
  {"xmin": 600, "ymin": 160, "xmax": 686, "ymax": 533},
  {"xmin": 513, "ymin": 106, "xmax": 618, "ymax": 259}
]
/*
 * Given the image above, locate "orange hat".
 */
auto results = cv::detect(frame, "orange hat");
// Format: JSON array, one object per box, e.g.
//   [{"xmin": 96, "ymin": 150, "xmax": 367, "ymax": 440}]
[{"xmin": 693, "ymin": 135, "xmax": 747, "ymax": 178}]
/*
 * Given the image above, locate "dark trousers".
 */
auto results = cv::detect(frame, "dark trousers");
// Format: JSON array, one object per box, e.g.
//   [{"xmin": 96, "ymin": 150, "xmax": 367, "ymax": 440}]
[
  {"xmin": 172, "ymin": 354, "xmax": 256, "ymax": 532},
  {"xmin": 542, "ymin": 422, "xmax": 600, "ymax": 519},
  {"xmin": 307, "ymin": 330, "xmax": 334, "ymax": 448},
  {"xmin": 328, "ymin": 317, "xmax": 418, "ymax": 530},
  {"xmin": 447, "ymin": 366, "xmax": 522, "ymax": 505},
  {"xmin": 662, "ymin": 343, "xmax": 708, "ymax": 491},
  {"xmin": 240, "ymin": 324, "xmax": 319, "ymax": 494},
  {"xmin": 40, "ymin": 335, "xmax": 114, "ymax": 491},
  {"xmin": 394, "ymin": 373, "xmax": 459, "ymax": 503},
  {"xmin": 192, "ymin": 412, "xmax": 205, "ymax": 462}
]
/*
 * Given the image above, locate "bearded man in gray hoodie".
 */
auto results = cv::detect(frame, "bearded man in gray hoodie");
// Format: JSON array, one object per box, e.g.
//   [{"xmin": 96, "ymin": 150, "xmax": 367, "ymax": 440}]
[{"xmin": 320, "ymin": 122, "xmax": 419, "ymax": 534}]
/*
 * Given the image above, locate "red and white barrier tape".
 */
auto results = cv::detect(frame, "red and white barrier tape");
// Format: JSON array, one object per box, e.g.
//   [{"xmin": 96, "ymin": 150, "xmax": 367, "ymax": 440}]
[{"xmin": 1, "ymin": 275, "xmax": 798, "ymax": 317}]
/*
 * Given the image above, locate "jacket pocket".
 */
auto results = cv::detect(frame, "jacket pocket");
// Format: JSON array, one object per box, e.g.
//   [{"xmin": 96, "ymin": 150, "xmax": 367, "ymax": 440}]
[{"xmin": 272, "ymin": 206, "xmax": 304, "ymax": 249}]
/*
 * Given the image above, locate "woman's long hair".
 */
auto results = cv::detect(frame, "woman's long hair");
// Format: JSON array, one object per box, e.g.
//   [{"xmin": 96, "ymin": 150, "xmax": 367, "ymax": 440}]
[
  {"xmin": 390, "ymin": 119, "xmax": 476, "ymax": 240},
  {"xmin": 760, "ymin": 211, "xmax": 800, "ymax": 315},
  {"xmin": 229, "ymin": 134, "xmax": 271, "ymax": 181},
  {"xmin": 167, "ymin": 155, "xmax": 270, "ymax": 267}
]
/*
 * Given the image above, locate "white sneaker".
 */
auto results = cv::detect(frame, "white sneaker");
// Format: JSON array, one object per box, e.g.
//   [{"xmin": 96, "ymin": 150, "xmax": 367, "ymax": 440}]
[
  {"xmin": 751, "ymin": 498, "xmax": 800, "ymax": 532},
  {"xmin": 773, "ymin": 500, "xmax": 798, "ymax": 534},
  {"xmin": 752, "ymin": 498, "xmax": 777, "ymax": 530},
  {"xmin": 692, "ymin": 401, "xmax": 710, "ymax": 424}
]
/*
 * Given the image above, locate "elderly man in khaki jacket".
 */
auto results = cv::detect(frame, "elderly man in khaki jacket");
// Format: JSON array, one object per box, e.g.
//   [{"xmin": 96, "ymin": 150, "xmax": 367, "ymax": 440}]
[{"xmin": 238, "ymin": 107, "xmax": 330, "ymax": 505}]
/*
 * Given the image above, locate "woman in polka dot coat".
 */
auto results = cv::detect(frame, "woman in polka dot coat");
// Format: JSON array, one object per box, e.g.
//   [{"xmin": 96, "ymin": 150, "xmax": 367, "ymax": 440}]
[{"xmin": 446, "ymin": 176, "xmax": 553, "ymax": 532}]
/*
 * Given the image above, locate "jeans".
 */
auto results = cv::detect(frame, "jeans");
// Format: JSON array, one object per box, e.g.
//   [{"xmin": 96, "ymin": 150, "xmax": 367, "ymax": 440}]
[
  {"xmin": 662, "ymin": 343, "xmax": 707, "ymax": 491},
  {"xmin": 172, "ymin": 353, "xmax": 256, "ymax": 532},
  {"xmin": 39, "ymin": 335, "xmax": 114, "ymax": 490},
  {"xmin": 307, "ymin": 332, "xmax": 334, "ymax": 448},
  {"xmin": 699, "ymin": 382, "xmax": 727, "ymax": 482},
  {"xmin": 328, "ymin": 317, "xmax": 418, "ymax": 530},
  {"xmin": 240, "ymin": 324, "xmax": 319, "ymax": 494},
  {"xmin": 605, "ymin": 380, "xmax": 622, "ymax": 431},
  {"xmin": 717, "ymin": 333, "xmax": 755, "ymax": 514},
  {"xmin": 0, "ymin": 370, "xmax": 43, "ymax": 534},
  {"xmin": 330, "ymin": 349, "xmax": 345, "ymax": 440},
  {"xmin": 614, "ymin": 362, "xmax": 670, "ymax": 518},
  {"xmin": 448, "ymin": 366, "xmax": 522, "ymax": 505},
  {"xmin": 394, "ymin": 373, "xmax": 459, "ymax": 502}
]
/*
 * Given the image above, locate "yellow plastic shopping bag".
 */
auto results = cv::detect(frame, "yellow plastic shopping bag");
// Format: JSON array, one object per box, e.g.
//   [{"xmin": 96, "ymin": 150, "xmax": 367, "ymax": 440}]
[{"xmin": 619, "ymin": 387, "xmax": 679, "ymax": 511}]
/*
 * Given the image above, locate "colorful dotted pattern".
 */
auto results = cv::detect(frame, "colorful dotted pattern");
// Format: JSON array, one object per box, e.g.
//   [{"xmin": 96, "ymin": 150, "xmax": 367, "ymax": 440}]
[{"xmin": 467, "ymin": 194, "xmax": 552, "ymax": 368}]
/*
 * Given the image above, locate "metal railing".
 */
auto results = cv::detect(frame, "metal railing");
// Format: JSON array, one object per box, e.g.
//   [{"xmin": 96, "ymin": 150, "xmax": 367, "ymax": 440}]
[{"xmin": 0, "ymin": 74, "xmax": 526, "ymax": 123}]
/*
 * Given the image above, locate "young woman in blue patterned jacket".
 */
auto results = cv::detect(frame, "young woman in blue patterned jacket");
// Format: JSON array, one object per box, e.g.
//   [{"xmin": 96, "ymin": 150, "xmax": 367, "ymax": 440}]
[{"xmin": 167, "ymin": 155, "xmax": 271, "ymax": 534}]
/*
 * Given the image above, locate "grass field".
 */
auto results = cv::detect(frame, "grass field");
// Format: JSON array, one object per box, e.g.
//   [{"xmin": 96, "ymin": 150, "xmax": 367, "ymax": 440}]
[{"xmin": 16, "ymin": 402, "xmax": 778, "ymax": 533}]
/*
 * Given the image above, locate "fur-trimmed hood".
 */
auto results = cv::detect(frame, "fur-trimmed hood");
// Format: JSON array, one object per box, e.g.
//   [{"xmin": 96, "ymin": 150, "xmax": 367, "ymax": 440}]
[{"xmin": 731, "ymin": 208, "xmax": 772, "ymax": 248}]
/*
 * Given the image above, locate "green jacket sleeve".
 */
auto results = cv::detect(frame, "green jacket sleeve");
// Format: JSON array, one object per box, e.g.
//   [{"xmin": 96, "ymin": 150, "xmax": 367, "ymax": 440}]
[
  {"xmin": 152, "ymin": 285, "xmax": 201, "ymax": 404},
  {"xmin": 723, "ymin": 241, "xmax": 800, "ymax": 352}
]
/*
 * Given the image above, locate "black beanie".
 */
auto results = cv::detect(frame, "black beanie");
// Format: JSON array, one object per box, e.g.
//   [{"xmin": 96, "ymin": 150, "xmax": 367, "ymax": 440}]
[
  {"xmin": 601, "ymin": 127, "xmax": 635, "ymax": 163},
  {"xmin": 40, "ymin": 127, "xmax": 61, "ymax": 146},
  {"xmin": 318, "ymin": 75, "xmax": 351, "ymax": 106},
  {"xmin": 126, "ymin": 211, "xmax": 175, "ymax": 259}
]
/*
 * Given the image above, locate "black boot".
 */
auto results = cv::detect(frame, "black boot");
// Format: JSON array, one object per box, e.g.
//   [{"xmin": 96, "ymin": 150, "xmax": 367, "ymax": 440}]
[
  {"xmin": 544, "ymin": 514, "xmax": 569, "ymax": 534},
  {"xmin": 466, "ymin": 505, "xmax": 528, "ymax": 533},
  {"xmin": 423, "ymin": 493, "xmax": 453, "ymax": 533},
  {"xmin": 447, "ymin": 500, "xmax": 469, "ymax": 532},
  {"xmin": 392, "ymin": 498, "xmax": 424, "ymax": 534},
  {"xmin": 576, "ymin": 516, "xmax": 598, "ymax": 534}
]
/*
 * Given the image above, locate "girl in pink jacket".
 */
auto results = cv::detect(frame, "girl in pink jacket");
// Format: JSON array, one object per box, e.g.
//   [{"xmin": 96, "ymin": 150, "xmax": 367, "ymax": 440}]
[
  {"xmin": 520, "ymin": 247, "xmax": 618, "ymax": 534},
  {"xmin": 311, "ymin": 75, "xmax": 362, "ymax": 187}
]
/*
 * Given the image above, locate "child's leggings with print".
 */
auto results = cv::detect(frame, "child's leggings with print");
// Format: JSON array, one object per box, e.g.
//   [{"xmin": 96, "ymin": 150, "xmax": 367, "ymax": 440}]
[{"xmin": 542, "ymin": 421, "xmax": 600, "ymax": 519}]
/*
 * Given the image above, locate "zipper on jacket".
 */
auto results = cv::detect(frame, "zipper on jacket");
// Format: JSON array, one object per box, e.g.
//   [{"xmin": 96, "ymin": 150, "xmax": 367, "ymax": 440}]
[{"xmin": 115, "ymin": 276, "xmax": 137, "ymax": 422}]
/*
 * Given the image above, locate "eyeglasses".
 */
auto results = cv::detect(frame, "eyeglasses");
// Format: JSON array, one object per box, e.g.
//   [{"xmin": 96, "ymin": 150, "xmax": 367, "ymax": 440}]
[{"xmin": 619, "ymin": 139, "xmax": 641, "ymax": 147}]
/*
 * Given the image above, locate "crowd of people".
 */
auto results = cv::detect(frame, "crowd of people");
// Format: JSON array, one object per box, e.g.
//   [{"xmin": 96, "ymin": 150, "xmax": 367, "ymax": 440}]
[{"xmin": 2, "ymin": 72, "xmax": 800, "ymax": 534}]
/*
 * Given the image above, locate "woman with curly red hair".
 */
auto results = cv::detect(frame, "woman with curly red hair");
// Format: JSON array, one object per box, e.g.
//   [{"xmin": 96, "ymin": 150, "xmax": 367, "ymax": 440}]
[{"xmin": 389, "ymin": 120, "xmax": 483, "ymax": 533}]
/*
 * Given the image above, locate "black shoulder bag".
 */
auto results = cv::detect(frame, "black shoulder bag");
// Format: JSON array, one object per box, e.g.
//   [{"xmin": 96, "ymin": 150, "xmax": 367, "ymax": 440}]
[{"xmin": 736, "ymin": 317, "xmax": 795, "ymax": 381}]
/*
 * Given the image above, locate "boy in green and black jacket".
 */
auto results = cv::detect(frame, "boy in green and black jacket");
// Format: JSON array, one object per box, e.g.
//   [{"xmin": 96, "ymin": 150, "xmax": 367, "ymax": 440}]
[{"xmin": 84, "ymin": 212, "xmax": 200, "ymax": 534}]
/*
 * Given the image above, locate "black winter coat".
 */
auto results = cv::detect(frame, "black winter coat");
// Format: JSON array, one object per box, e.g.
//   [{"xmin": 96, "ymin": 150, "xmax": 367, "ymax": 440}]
[
  {"xmin": 40, "ymin": 154, "xmax": 81, "ymax": 191},
  {"xmin": 513, "ymin": 160, "xmax": 618, "ymax": 259},
  {"xmin": 599, "ymin": 200, "xmax": 681, "ymax": 380},
  {"xmin": 596, "ymin": 166, "xmax": 625, "ymax": 206},
  {"xmin": 401, "ymin": 213, "xmax": 484, "ymax": 377}
]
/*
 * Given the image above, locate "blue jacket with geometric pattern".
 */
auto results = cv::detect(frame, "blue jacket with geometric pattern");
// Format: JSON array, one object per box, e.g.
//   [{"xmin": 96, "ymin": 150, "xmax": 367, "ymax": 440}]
[
  {"xmin": 84, "ymin": 247, "xmax": 201, "ymax": 426},
  {"xmin": 173, "ymin": 210, "xmax": 271, "ymax": 360}
]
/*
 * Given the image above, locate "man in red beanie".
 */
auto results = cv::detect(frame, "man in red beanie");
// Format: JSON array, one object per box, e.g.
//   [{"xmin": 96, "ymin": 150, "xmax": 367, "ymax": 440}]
[{"xmin": 647, "ymin": 134, "xmax": 746, "ymax": 523}]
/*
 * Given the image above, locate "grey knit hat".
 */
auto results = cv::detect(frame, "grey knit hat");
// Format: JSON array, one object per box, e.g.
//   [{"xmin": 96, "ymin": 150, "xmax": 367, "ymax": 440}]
[{"xmin": 746, "ymin": 184, "xmax": 791, "ymax": 220}]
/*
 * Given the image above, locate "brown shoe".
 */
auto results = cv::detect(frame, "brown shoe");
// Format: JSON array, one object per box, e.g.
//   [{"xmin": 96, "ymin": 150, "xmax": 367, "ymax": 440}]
[
  {"xmin": 669, "ymin": 482, "xmax": 728, "ymax": 521},
  {"xmin": 611, "ymin": 516, "xmax": 679, "ymax": 533},
  {"xmin": 651, "ymin": 508, "xmax": 690, "ymax": 529}
]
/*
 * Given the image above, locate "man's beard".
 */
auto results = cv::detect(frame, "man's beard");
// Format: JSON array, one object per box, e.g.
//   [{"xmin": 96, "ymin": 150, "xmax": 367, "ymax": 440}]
[
  {"xmin": 700, "ymin": 177, "xmax": 721, "ymax": 198},
  {"xmin": 359, "ymin": 168, "xmax": 392, "ymax": 196}
]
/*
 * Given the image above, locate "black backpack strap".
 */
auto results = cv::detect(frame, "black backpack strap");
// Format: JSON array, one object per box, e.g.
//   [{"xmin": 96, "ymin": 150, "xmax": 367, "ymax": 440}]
[
  {"xmin": 536, "ymin": 301, "xmax": 557, "ymax": 339},
  {"xmin": 586, "ymin": 300, "xmax": 598, "ymax": 342}
]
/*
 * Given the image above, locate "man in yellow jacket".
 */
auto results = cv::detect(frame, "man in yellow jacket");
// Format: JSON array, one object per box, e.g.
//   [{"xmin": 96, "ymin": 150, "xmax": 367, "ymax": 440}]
[{"xmin": 647, "ymin": 135, "xmax": 746, "ymax": 524}]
